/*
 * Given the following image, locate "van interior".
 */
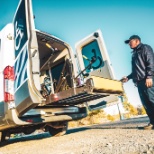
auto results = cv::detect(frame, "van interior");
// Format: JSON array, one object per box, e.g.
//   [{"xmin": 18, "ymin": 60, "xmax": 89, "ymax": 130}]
[{"xmin": 36, "ymin": 31, "xmax": 74, "ymax": 98}]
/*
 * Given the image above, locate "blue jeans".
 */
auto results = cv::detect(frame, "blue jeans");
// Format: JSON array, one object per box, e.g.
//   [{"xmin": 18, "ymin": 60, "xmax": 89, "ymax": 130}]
[{"xmin": 137, "ymin": 78, "xmax": 154, "ymax": 124}]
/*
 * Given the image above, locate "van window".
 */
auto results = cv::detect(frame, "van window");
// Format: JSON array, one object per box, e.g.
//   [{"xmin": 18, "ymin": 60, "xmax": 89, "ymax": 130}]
[{"xmin": 81, "ymin": 40, "xmax": 104, "ymax": 73}]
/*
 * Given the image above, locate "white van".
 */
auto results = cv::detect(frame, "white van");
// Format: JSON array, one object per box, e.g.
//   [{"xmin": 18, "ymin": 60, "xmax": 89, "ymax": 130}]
[{"xmin": 0, "ymin": 0, "xmax": 124, "ymax": 142}]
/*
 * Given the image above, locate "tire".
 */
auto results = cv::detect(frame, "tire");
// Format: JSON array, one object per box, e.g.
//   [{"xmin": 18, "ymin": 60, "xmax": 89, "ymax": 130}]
[
  {"xmin": 0, "ymin": 131, "xmax": 7, "ymax": 143},
  {"xmin": 48, "ymin": 122, "xmax": 68, "ymax": 137}
]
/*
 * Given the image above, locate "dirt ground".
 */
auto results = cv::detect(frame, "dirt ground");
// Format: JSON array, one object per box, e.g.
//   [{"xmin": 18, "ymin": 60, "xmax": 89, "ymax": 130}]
[{"xmin": 0, "ymin": 126, "xmax": 154, "ymax": 154}]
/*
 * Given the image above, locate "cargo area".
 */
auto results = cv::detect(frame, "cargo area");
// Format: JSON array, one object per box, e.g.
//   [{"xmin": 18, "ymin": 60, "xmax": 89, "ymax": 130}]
[{"xmin": 37, "ymin": 31, "xmax": 74, "ymax": 98}]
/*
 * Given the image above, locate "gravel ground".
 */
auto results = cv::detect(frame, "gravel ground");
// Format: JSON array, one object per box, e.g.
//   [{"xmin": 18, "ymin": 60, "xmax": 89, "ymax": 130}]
[{"xmin": 0, "ymin": 118, "xmax": 154, "ymax": 154}]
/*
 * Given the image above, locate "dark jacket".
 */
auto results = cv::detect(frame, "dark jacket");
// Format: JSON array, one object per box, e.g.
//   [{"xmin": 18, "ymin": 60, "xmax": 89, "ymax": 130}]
[{"xmin": 127, "ymin": 43, "xmax": 154, "ymax": 83}]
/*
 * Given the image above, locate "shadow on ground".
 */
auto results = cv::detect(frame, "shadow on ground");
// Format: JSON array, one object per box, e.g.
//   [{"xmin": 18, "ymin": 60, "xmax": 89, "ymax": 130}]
[{"xmin": 0, "ymin": 122, "xmax": 147, "ymax": 147}]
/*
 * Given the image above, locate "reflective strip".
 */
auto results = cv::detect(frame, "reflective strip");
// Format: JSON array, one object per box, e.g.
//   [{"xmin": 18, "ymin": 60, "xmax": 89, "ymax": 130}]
[{"xmin": 5, "ymin": 79, "xmax": 14, "ymax": 94}]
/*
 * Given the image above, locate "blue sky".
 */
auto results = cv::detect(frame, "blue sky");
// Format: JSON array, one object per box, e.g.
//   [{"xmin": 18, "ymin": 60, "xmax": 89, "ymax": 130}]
[{"xmin": 0, "ymin": 0, "xmax": 154, "ymax": 107}]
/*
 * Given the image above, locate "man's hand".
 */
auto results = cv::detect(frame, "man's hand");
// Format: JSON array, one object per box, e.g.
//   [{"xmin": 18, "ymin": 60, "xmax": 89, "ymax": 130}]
[
  {"xmin": 145, "ymin": 78, "xmax": 153, "ymax": 88},
  {"xmin": 121, "ymin": 76, "xmax": 129, "ymax": 83}
]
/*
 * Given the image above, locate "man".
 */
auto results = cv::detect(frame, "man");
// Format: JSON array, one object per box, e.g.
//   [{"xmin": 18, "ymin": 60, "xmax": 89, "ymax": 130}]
[{"xmin": 122, "ymin": 35, "xmax": 154, "ymax": 129}]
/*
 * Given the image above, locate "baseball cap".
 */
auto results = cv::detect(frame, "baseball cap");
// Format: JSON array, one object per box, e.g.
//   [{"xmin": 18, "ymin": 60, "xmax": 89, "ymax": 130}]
[{"xmin": 124, "ymin": 35, "xmax": 141, "ymax": 44}]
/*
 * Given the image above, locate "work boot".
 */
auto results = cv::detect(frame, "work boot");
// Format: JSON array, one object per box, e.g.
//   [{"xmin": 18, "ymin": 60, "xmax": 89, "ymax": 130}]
[{"xmin": 143, "ymin": 123, "xmax": 154, "ymax": 130}]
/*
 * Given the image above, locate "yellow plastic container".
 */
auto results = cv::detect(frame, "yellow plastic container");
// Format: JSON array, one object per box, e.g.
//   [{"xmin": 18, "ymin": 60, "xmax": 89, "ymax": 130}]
[{"xmin": 90, "ymin": 75, "xmax": 124, "ymax": 94}]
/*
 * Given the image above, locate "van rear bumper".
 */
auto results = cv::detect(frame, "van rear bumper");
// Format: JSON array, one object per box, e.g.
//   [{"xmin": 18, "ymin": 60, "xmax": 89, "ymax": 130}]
[
  {"xmin": 1, "ymin": 108, "xmax": 87, "ymax": 131},
  {"xmin": 20, "ymin": 112, "xmax": 87, "ymax": 123}
]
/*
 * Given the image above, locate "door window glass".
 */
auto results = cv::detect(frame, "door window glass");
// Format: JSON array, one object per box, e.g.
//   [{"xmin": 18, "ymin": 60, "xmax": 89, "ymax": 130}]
[{"xmin": 81, "ymin": 40, "xmax": 104, "ymax": 73}]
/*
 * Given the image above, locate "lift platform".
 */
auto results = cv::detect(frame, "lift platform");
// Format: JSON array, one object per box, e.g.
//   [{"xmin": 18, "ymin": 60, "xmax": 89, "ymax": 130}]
[{"xmin": 44, "ymin": 76, "xmax": 124, "ymax": 106}]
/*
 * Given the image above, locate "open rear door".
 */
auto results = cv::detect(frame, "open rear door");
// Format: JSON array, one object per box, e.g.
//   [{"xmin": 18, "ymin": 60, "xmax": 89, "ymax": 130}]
[
  {"xmin": 13, "ymin": 0, "xmax": 43, "ymax": 116},
  {"xmin": 75, "ymin": 30, "xmax": 115, "ymax": 80},
  {"xmin": 75, "ymin": 30, "xmax": 121, "ymax": 110}
]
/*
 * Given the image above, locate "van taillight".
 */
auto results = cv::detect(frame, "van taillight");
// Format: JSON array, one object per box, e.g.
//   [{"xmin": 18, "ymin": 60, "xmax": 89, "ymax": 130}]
[{"xmin": 4, "ymin": 66, "xmax": 14, "ymax": 102}]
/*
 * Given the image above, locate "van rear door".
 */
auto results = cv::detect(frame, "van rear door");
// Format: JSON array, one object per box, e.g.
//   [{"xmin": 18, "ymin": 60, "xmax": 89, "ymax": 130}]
[
  {"xmin": 75, "ymin": 30, "xmax": 120, "ymax": 110},
  {"xmin": 13, "ymin": 0, "xmax": 43, "ymax": 116},
  {"xmin": 75, "ymin": 30, "xmax": 115, "ymax": 80}
]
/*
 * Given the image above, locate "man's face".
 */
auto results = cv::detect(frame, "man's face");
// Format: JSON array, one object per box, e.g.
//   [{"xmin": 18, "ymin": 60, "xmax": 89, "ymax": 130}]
[{"xmin": 129, "ymin": 39, "xmax": 140, "ymax": 49}]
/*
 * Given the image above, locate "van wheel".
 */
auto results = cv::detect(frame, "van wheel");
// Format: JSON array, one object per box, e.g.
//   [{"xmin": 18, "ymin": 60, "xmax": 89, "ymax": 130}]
[
  {"xmin": 0, "ymin": 131, "xmax": 7, "ymax": 142},
  {"xmin": 48, "ymin": 122, "xmax": 68, "ymax": 137}
]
